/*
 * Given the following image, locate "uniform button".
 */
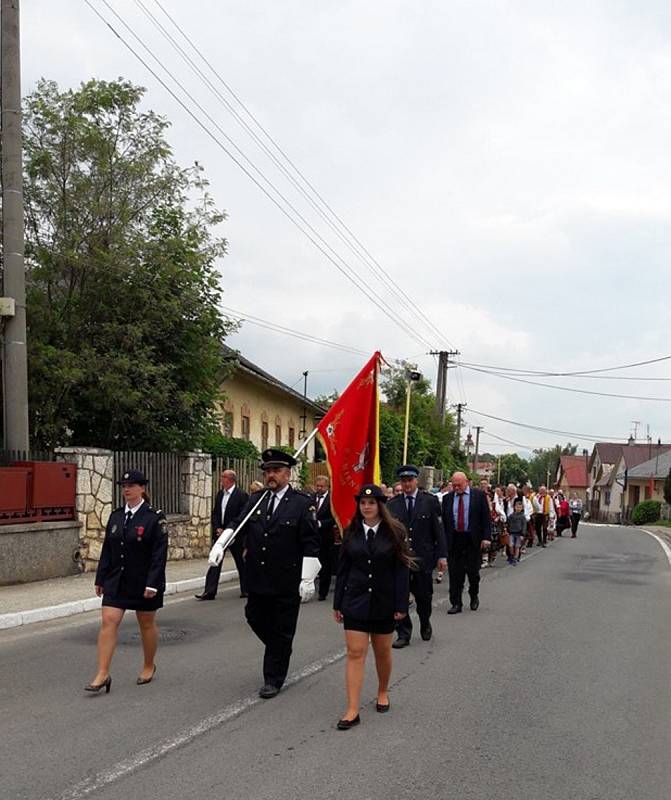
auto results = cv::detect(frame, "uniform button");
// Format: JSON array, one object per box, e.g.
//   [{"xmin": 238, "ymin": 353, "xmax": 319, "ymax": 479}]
[
  {"xmin": 368, "ymin": 560, "xmax": 371, "ymax": 564},
  {"xmin": 262, "ymin": 547, "xmax": 266, "ymax": 551},
  {"xmin": 261, "ymin": 561, "xmax": 265, "ymax": 565},
  {"xmin": 368, "ymin": 574, "xmax": 372, "ymax": 578},
  {"xmin": 121, "ymin": 567, "xmax": 124, "ymax": 571},
  {"xmin": 264, "ymin": 533, "xmax": 268, "ymax": 537},
  {"xmin": 120, "ymin": 554, "xmax": 124, "ymax": 559},
  {"xmin": 120, "ymin": 542, "xmax": 124, "ymax": 546},
  {"xmin": 368, "ymin": 588, "xmax": 372, "ymax": 592}
]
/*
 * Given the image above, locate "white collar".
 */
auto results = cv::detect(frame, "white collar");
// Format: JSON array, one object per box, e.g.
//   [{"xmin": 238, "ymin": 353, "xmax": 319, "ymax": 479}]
[
  {"xmin": 364, "ymin": 521, "xmax": 381, "ymax": 535},
  {"xmin": 222, "ymin": 485, "xmax": 236, "ymax": 496},
  {"xmin": 124, "ymin": 499, "xmax": 144, "ymax": 516},
  {"xmin": 404, "ymin": 489, "xmax": 418, "ymax": 500},
  {"xmin": 272, "ymin": 484, "xmax": 290, "ymax": 502}
]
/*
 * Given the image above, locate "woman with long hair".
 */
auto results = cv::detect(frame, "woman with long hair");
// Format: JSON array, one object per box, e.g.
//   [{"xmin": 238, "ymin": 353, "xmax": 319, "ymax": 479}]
[
  {"xmin": 85, "ymin": 470, "xmax": 168, "ymax": 694},
  {"xmin": 333, "ymin": 484, "xmax": 413, "ymax": 730}
]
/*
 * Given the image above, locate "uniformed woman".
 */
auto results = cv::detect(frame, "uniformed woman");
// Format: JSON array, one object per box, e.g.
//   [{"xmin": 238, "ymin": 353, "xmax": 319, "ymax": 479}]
[
  {"xmin": 333, "ymin": 484, "xmax": 413, "ymax": 730},
  {"xmin": 85, "ymin": 470, "xmax": 168, "ymax": 693}
]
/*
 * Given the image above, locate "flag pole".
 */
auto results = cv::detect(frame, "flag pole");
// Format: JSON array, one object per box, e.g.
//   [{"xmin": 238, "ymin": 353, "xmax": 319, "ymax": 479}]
[{"xmin": 293, "ymin": 425, "xmax": 319, "ymax": 459}]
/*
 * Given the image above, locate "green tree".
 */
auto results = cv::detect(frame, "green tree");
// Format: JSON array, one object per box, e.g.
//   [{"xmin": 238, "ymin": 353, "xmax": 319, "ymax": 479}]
[
  {"xmin": 378, "ymin": 361, "xmax": 460, "ymax": 483},
  {"xmin": 527, "ymin": 443, "xmax": 577, "ymax": 489},
  {"xmin": 21, "ymin": 79, "xmax": 236, "ymax": 449},
  {"xmin": 497, "ymin": 453, "xmax": 529, "ymax": 487}
]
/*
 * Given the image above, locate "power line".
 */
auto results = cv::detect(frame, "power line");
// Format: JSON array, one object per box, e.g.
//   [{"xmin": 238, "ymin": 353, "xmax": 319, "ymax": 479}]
[
  {"xmin": 467, "ymin": 407, "xmax": 631, "ymax": 443},
  {"xmin": 221, "ymin": 305, "xmax": 368, "ymax": 356},
  {"xmin": 459, "ymin": 354, "xmax": 671, "ymax": 378},
  {"xmin": 86, "ymin": 0, "xmax": 434, "ymax": 352},
  {"xmin": 146, "ymin": 0, "xmax": 457, "ymax": 351},
  {"xmin": 459, "ymin": 364, "xmax": 671, "ymax": 402}
]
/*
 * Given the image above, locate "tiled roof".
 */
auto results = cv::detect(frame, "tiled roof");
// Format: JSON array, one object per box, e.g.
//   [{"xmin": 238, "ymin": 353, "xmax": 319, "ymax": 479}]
[{"xmin": 559, "ymin": 455, "xmax": 589, "ymax": 488}]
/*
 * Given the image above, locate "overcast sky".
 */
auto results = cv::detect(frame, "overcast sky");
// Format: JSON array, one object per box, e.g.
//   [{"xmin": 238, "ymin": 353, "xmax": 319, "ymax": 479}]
[{"xmin": 22, "ymin": 0, "xmax": 671, "ymax": 456}]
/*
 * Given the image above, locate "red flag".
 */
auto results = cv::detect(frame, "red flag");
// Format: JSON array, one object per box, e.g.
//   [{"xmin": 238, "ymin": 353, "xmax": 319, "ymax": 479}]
[{"xmin": 316, "ymin": 352, "xmax": 382, "ymax": 532}]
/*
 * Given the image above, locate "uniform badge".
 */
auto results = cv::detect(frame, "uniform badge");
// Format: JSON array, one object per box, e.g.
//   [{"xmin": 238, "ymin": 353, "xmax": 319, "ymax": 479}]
[
  {"xmin": 111, "ymin": 524, "xmax": 118, "ymax": 534},
  {"xmin": 136, "ymin": 526, "xmax": 145, "ymax": 543}
]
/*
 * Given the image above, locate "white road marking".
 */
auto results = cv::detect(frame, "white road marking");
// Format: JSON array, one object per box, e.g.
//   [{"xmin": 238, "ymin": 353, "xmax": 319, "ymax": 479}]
[
  {"xmin": 49, "ymin": 648, "xmax": 346, "ymax": 800},
  {"xmin": 640, "ymin": 528, "xmax": 671, "ymax": 568}
]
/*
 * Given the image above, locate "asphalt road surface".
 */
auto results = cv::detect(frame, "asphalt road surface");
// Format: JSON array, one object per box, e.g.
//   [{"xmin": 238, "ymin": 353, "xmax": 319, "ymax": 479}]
[{"xmin": 2, "ymin": 523, "xmax": 670, "ymax": 800}]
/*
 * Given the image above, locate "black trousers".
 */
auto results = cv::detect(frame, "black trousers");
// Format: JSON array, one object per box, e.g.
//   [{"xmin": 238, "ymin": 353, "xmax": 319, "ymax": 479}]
[
  {"xmin": 448, "ymin": 548, "xmax": 481, "ymax": 607},
  {"xmin": 245, "ymin": 592, "xmax": 301, "ymax": 688},
  {"xmin": 204, "ymin": 538, "xmax": 247, "ymax": 597},
  {"xmin": 318, "ymin": 533, "xmax": 336, "ymax": 599},
  {"xmin": 533, "ymin": 513, "xmax": 547, "ymax": 546},
  {"xmin": 396, "ymin": 569, "xmax": 433, "ymax": 640},
  {"xmin": 570, "ymin": 513, "xmax": 581, "ymax": 536}
]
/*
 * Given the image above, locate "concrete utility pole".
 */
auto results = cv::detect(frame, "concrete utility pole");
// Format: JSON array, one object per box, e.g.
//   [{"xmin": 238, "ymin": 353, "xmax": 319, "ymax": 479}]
[
  {"xmin": 472, "ymin": 425, "xmax": 482, "ymax": 474},
  {"xmin": 455, "ymin": 403, "xmax": 466, "ymax": 450},
  {"xmin": 430, "ymin": 350, "xmax": 460, "ymax": 421},
  {"xmin": 1, "ymin": 0, "xmax": 30, "ymax": 450}
]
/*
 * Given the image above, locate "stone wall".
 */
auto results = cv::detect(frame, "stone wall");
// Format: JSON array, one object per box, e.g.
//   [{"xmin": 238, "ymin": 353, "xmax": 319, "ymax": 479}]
[
  {"xmin": 54, "ymin": 447, "xmax": 213, "ymax": 569},
  {"xmin": 55, "ymin": 447, "xmax": 113, "ymax": 570},
  {"xmin": 0, "ymin": 520, "xmax": 83, "ymax": 585}
]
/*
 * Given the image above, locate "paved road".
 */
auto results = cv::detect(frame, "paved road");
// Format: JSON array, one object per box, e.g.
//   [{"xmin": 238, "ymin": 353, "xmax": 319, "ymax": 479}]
[{"xmin": 2, "ymin": 524, "xmax": 670, "ymax": 800}]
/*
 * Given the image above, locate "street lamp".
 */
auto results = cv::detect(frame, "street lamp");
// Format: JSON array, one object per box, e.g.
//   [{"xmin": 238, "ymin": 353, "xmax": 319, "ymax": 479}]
[{"xmin": 402, "ymin": 370, "xmax": 422, "ymax": 463}]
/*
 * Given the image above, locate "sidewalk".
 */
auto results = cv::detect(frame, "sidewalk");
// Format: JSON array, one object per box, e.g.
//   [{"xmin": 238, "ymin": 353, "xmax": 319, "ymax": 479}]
[{"xmin": 0, "ymin": 554, "xmax": 239, "ymax": 629}]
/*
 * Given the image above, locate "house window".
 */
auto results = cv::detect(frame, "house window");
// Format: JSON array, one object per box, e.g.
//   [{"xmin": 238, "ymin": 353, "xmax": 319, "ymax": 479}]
[
  {"xmin": 241, "ymin": 415, "xmax": 250, "ymax": 440},
  {"xmin": 275, "ymin": 424, "xmax": 282, "ymax": 446},
  {"xmin": 288, "ymin": 426, "xmax": 295, "ymax": 448},
  {"xmin": 223, "ymin": 411, "xmax": 233, "ymax": 438},
  {"xmin": 261, "ymin": 421, "xmax": 269, "ymax": 450},
  {"xmin": 604, "ymin": 490, "xmax": 611, "ymax": 506}
]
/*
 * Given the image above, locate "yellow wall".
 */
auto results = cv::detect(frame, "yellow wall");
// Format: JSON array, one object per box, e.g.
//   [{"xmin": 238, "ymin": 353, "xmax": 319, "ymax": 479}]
[{"xmin": 217, "ymin": 370, "xmax": 319, "ymax": 460}]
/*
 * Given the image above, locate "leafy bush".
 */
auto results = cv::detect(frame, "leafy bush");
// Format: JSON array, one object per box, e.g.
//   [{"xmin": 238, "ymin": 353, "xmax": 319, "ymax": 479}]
[
  {"xmin": 631, "ymin": 500, "xmax": 661, "ymax": 525},
  {"xmin": 202, "ymin": 433, "xmax": 259, "ymax": 460}
]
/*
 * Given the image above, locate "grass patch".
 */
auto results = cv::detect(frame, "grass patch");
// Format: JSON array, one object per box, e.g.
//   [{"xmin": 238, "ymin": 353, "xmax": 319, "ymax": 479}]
[{"xmin": 649, "ymin": 518, "xmax": 671, "ymax": 527}]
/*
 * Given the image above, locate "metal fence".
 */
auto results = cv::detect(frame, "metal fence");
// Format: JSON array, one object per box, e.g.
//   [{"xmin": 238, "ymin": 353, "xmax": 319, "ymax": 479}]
[
  {"xmin": 211, "ymin": 456, "xmax": 264, "ymax": 497},
  {"xmin": 113, "ymin": 451, "xmax": 182, "ymax": 514},
  {"xmin": 0, "ymin": 449, "xmax": 56, "ymax": 466}
]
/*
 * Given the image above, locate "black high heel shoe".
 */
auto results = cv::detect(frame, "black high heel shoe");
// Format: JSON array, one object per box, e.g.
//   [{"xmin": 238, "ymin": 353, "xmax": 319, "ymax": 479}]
[
  {"xmin": 84, "ymin": 676, "xmax": 112, "ymax": 694},
  {"xmin": 136, "ymin": 665, "xmax": 156, "ymax": 685}
]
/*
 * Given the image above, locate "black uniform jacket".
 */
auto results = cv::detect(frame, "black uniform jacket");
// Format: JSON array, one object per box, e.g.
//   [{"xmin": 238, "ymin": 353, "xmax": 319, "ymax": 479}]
[
  {"xmin": 441, "ymin": 488, "xmax": 492, "ymax": 552},
  {"xmin": 230, "ymin": 486, "xmax": 320, "ymax": 596},
  {"xmin": 211, "ymin": 486, "xmax": 249, "ymax": 539},
  {"xmin": 95, "ymin": 503, "xmax": 168, "ymax": 598},
  {"xmin": 387, "ymin": 491, "xmax": 446, "ymax": 572},
  {"xmin": 333, "ymin": 522, "xmax": 410, "ymax": 621},
  {"xmin": 314, "ymin": 491, "xmax": 337, "ymax": 542}
]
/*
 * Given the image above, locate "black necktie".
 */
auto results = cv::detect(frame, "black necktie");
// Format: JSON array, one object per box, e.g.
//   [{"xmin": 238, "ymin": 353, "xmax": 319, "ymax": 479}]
[
  {"xmin": 366, "ymin": 527, "xmax": 375, "ymax": 548},
  {"xmin": 266, "ymin": 493, "xmax": 276, "ymax": 521},
  {"xmin": 124, "ymin": 510, "xmax": 133, "ymax": 531},
  {"xmin": 406, "ymin": 495, "xmax": 414, "ymax": 522}
]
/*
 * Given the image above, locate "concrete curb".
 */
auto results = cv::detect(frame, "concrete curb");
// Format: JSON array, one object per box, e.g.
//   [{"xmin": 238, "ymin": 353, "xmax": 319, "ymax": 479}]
[{"xmin": 0, "ymin": 569, "xmax": 238, "ymax": 630}]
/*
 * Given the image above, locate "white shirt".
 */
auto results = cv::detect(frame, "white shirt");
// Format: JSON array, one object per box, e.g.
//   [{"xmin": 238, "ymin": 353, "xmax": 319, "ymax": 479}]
[
  {"xmin": 124, "ymin": 499, "xmax": 144, "ymax": 517},
  {"xmin": 364, "ymin": 521, "xmax": 381, "ymax": 538},
  {"xmin": 268, "ymin": 483, "xmax": 290, "ymax": 515},
  {"xmin": 220, "ymin": 486, "xmax": 236, "ymax": 521},
  {"xmin": 316, "ymin": 491, "xmax": 329, "ymax": 527}
]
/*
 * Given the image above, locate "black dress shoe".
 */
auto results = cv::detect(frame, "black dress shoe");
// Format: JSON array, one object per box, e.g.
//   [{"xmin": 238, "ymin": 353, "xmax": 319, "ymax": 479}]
[
  {"xmin": 420, "ymin": 623, "xmax": 432, "ymax": 641},
  {"xmin": 470, "ymin": 597, "xmax": 480, "ymax": 611},
  {"xmin": 392, "ymin": 637, "xmax": 410, "ymax": 649},
  {"xmin": 376, "ymin": 701, "xmax": 390, "ymax": 713},
  {"xmin": 258, "ymin": 683, "xmax": 280, "ymax": 699},
  {"xmin": 337, "ymin": 714, "xmax": 360, "ymax": 730},
  {"xmin": 447, "ymin": 605, "xmax": 462, "ymax": 615},
  {"xmin": 240, "ymin": 592, "xmax": 248, "ymax": 599},
  {"xmin": 194, "ymin": 593, "xmax": 215, "ymax": 601}
]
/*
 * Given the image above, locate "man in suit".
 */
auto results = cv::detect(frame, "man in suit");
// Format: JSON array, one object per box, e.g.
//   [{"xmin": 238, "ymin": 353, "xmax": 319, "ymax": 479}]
[
  {"xmin": 442, "ymin": 471, "xmax": 491, "ymax": 614},
  {"xmin": 208, "ymin": 449, "xmax": 321, "ymax": 698},
  {"xmin": 195, "ymin": 470, "xmax": 249, "ymax": 600},
  {"xmin": 314, "ymin": 475, "xmax": 337, "ymax": 601},
  {"xmin": 387, "ymin": 465, "xmax": 447, "ymax": 646}
]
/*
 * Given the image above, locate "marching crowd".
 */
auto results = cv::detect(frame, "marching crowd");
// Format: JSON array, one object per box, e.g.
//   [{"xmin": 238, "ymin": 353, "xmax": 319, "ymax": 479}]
[{"xmin": 84, "ymin": 452, "xmax": 585, "ymax": 731}]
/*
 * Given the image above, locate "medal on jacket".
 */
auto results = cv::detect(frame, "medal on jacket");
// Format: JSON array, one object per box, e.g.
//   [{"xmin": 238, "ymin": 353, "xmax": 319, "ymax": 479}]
[{"xmin": 136, "ymin": 526, "xmax": 145, "ymax": 543}]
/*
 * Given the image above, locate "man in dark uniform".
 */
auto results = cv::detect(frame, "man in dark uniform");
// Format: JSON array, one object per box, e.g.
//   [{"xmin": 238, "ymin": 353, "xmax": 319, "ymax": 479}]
[
  {"xmin": 208, "ymin": 449, "xmax": 320, "ymax": 698},
  {"xmin": 195, "ymin": 469, "xmax": 249, "ymax": 600},
  {"xmin": 442, "ymin": 471, "xmax": 491, "ymax": 614},
  {"xmin": 387, "ymin": 464, "xmax": 447, "ymax": 647},
  {"xmin": 314, "ymin": 474, "xmax": 337, "ymax": 601}
]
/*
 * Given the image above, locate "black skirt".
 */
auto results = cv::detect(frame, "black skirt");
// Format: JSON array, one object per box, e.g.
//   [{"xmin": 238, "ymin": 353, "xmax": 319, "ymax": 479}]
[
  {"xmin": 343, "ymin": 616, "xmax": 395, "ymax": 635},
  {"xmin": 102, "ymin": 592, "xmax": 163, "ymax": 612}
]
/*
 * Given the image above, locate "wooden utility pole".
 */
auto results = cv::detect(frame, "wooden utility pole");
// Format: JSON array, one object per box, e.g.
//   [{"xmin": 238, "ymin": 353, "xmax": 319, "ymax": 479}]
[
  {"xmin": 430, "ymin": 350, "xmax": 459, "ymax": 421},
  {"xmin": 1, "ymin": 0, "xmax": 30, "ymax": 449},
  {"xmin": 455, "ymin": 403, "xmax": 466, "ymax": 450},
  {"xmin": 472, "ymin": 425, "xmax": 483, "ymax": 474}
]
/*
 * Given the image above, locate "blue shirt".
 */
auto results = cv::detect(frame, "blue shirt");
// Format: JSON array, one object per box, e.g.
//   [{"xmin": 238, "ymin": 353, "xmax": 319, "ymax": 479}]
[{"xmin": 452, "ymin": 487, "xmax": 471, "ymax": 532}]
